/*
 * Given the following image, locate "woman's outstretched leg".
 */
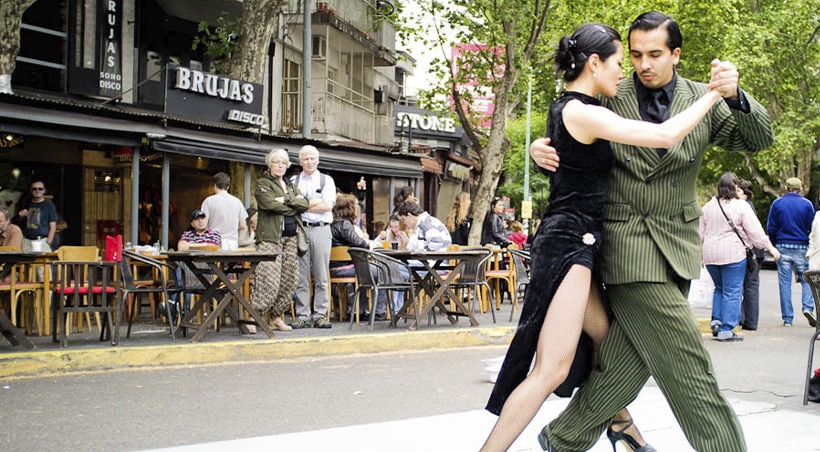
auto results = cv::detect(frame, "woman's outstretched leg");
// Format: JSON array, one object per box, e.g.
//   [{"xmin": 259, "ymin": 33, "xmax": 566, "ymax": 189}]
[{"xmin": 480, "ymin": 265, "xmax": 591, "ymax": 452}]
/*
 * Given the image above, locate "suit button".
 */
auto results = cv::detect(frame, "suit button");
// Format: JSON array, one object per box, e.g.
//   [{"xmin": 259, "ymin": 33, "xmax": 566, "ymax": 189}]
[
  {"xmin": 625, "ymin": 154, "xmax": 633, "ymax": 162},
  {"xmin": 669, "ymin": 215, "xmax": 675, "ymax": 220}
]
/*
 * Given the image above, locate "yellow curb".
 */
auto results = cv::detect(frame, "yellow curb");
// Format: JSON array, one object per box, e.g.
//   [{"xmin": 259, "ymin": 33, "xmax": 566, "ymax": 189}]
[
  {"xmin": 697, "ymin": 318, "xmax": 741, "ymax": 335},
  {"xmin": 0, "ymin": 327, "xmax": 517, "ymax": 379}
]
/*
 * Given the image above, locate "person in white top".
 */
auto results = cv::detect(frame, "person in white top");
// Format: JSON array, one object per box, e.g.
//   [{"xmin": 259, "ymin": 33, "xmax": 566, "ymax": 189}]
[
  {"xmin": 292, "ymin": 145, "xmax": 337, "ymax": 329},
  {"xmin": 200, "ymin": 172, "xmax": 248, "ymax": 250},
  {"xmin": 396, "ymin": 201, "xmax": 452, "ymax": 252}
]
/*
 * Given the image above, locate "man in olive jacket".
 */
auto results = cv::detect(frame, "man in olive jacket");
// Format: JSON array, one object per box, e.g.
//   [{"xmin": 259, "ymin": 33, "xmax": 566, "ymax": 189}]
[{"xmin": 530, "ymin": 12, "xmax": 773, "ymax": 452}]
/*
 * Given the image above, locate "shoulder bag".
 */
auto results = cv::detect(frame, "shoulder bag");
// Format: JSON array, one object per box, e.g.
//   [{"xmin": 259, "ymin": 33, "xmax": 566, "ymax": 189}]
[{"xmin": 716, "ymin": 199, "xmax": 758, "ymax": 273}]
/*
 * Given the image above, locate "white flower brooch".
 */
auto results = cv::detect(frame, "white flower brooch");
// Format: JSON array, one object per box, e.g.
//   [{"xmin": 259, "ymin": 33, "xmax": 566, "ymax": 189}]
[{"xmin": 582, "ymin": 233, "xmax": 596, "ymax": 245}]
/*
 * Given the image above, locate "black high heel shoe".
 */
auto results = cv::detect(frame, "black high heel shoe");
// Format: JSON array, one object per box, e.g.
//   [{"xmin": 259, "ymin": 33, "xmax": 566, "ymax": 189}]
[{"xmin": 606, "ymin": 419, "xmax": 657, "ymax": 452}]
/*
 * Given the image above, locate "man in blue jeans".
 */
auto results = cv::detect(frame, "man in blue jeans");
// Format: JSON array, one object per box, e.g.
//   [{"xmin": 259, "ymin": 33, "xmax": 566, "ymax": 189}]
[{"xmin": 767, "ymin": 177, "xmax": 817, "ymax": 327}]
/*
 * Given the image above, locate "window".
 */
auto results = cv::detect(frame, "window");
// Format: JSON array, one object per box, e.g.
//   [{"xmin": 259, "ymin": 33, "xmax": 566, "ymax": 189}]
[{"xmin": 282, "ymin": 59, "xmax": 302, "ymax": 131}]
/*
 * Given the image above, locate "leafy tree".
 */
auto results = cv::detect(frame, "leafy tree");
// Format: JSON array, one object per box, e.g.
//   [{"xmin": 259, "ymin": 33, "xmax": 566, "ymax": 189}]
[
  {"xmin": 0, "ymin": 0, "xmax": 36, "ymax": 93},
  {"xmin": 404, "ymin": 0, "xmax": 553, "ymax": 244}
]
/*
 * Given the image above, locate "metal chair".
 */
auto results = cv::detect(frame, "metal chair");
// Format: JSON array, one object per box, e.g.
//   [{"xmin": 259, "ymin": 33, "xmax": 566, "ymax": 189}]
[
  {"xmin": 347, "ymin": 248, "xmax": 417, "ymax": 331},
  {"xmin": 447, "ymin": 247, "xmax": 494, "ymax": 323},
  {"xmin": 801, "ymin": 270, "xmax": 820, "ymax": 405},
  {"xmin": 507, "ymin": 248, "xmax": 531, "ymax": 321},
  {"xmin": 120, "ymin": 249, "xmax": 184, "ymax": 340}
]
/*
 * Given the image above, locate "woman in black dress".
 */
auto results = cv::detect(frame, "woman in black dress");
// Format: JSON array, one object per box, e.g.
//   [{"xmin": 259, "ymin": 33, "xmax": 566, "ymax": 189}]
[{"xmin": 480, "ymin": 24, "xmax": 722, "ymax": 451}]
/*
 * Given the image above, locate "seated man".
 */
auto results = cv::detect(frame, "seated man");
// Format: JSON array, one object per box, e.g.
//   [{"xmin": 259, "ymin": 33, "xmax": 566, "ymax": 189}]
[
  {"xmin": 396, "ymin": 201, "xmax": 452, "ymax": 252},
  {"xmin": 178, "ymin": 209, "xmax": 222, "ymax": 250},
  {"xmin": 163, "ymin": 210, "xmax": 222, "ymax": 323}
]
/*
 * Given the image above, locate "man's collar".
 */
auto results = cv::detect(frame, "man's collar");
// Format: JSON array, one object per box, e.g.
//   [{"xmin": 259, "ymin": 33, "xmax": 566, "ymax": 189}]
[{"xmin": 634, "ymin": 71, "xmax": 677, "ymax": 101}]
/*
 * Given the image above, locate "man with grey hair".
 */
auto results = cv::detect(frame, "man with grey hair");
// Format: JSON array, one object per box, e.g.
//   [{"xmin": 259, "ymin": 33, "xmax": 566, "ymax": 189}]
[{"xmin": 291, "ymin": 145, "xmax": 337, "ymax": 329}]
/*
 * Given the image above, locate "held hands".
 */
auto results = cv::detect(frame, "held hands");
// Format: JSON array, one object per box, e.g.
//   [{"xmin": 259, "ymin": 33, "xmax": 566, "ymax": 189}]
[
  {"xmin": 530, "ymin": 137, "xmax": 560, "ymax": 171},
  {"xmin": 708, "ymin": 59, "xmax": 739, "ymax": 99}
]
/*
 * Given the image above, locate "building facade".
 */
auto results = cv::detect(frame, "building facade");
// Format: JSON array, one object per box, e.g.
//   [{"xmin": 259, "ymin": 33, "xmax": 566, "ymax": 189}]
[{"xmin": 0, "ymin": 0, "xmax": 456, "ymax": 249}]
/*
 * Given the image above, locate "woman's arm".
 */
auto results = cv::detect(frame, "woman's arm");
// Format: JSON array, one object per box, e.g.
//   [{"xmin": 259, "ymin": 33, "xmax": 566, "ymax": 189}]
[{"xmin": 563, "ymin": 90, "xmax": 722, "ymax": 149}]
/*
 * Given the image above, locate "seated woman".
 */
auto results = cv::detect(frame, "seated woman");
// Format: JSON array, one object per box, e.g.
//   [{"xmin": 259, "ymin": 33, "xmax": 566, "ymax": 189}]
[{"xmin": 330, "ymin": 193, "xmax": 388, "ymax": 321}]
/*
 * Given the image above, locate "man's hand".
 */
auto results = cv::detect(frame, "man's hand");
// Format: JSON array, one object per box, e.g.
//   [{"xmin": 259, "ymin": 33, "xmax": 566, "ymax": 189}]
[
  {"xmin": 708, "ymin": 59, "xmax": 739, "ymax": 99},
  {"xmin": 530, "ymin": 137, "xmax": 560, "ymax": 172}
]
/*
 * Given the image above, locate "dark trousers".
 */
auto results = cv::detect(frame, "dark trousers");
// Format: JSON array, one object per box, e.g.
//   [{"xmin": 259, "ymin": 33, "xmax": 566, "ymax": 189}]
[{"xmin": 741, "ymin": 265, "xmax": 760, "ymax": 329}]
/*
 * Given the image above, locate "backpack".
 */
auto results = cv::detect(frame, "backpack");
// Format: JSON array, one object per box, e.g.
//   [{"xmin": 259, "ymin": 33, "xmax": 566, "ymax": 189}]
[{"xmin": 291, "ymin": 173, "xmax": 326, "ymax": 195}]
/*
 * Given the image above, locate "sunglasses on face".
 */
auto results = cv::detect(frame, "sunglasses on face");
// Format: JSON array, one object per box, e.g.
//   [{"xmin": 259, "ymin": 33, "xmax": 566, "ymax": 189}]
[{"xmin": 31, "ymin": 187, "xmax": 44, "ymax": 191}]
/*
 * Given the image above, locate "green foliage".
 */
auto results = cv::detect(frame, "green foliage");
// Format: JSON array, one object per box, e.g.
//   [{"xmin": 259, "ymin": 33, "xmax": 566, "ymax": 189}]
[
  {"xmin": 403, "ymin": 0, "xmax": 820, "ymax": 217},
  {"xmin": 191, "ymin": 15, "xmax": 240, "ymax": 74}
]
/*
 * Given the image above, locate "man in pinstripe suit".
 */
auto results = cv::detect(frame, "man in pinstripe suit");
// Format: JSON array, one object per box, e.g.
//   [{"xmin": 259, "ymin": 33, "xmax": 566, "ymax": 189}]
[{"xmin": 530, "ymin": 12, "xmax": 773, "ymax": 451}]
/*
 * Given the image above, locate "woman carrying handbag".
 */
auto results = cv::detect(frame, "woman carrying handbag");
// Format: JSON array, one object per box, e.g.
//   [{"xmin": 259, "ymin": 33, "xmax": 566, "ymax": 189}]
[{"xmin": 699, "ymin": 173, "xmax": 780, "ymax": 341}]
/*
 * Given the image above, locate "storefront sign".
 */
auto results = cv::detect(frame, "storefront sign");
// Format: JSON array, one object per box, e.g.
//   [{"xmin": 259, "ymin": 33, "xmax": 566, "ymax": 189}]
[
  {"xmin": 98, "ymin": 0, "xmax": 122, "ymax": 98},
  {"xmin": 166, "ymin": 67, "xmax": 263, "ymax": 125},
  {"xmin": 396, "ymin": 111, "xmax": 456, "ymax": 133}
]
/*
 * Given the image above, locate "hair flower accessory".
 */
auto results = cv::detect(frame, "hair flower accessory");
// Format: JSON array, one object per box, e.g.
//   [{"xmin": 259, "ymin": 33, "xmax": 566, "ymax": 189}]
[
  {"xmin": 582, "ymin": 233, "xmax": 596, "ymax": 246},
  {"xmin": 568, "ymin": 38, "xmax": 577, "ymax": 49}
]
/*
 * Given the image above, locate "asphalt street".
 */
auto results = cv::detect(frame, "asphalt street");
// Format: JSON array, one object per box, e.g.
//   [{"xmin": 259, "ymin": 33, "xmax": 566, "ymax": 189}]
[{"xmin": 1, "ymin": 268, "xmax": 819, "ymax": 451}]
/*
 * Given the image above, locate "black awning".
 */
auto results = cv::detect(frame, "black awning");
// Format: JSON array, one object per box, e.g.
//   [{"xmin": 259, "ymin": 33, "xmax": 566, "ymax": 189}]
[{"xmin": 0, "ymin": 99, "xmax": 422, "ymax": 179}]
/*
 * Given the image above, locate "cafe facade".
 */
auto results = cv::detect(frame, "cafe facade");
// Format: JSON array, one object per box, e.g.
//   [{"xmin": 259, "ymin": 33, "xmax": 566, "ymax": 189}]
[{"xmin": 0, "ymin": 0, "xmax": 440, "ymax": 250}]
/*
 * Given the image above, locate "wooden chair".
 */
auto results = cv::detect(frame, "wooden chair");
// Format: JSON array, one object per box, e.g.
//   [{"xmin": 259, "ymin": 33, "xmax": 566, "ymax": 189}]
[
  {"xmin": 51, "ymin": 259, "xmax": 120, "ymax": 347},
  {"xmin": 329, "ymin": 246, "xmax": 358, "ymax": 322},
  {"xmin": 0, "ymin": 246, "xmax": 46, "ymax": 335},
  {"xmin": 485, "ymin": 244, "xmax": 517, "ymax": 311},
  {"xmin": 55, "ymin": 246, "xmax": 100, "ymax": 333}
]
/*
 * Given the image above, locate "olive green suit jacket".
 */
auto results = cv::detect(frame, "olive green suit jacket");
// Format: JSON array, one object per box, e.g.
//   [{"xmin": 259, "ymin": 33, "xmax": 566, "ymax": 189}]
[{"xmin": 600, "ymin": 75, "xmax": 774, "ymax": 284}]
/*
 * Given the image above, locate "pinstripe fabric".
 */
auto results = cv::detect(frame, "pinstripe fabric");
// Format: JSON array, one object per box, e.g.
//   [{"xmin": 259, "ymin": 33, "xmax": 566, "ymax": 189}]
[
  {"xmin": 549, "ymin": 278, "xmax": 746, "ymax": 451},
  {"xmin": 600, "ymin": 76, "xmax": 774, "ymax": 284},
  {"xmin": 544, "ymin": 75, "xmax": 772, "ymax": 452}
]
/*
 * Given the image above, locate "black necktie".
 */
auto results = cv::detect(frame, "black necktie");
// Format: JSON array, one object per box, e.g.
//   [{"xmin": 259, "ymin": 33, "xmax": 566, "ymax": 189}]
[
  {"xmin": 645, "ymin": 90, "xmax": 669, "ymax": 157},
  {"xmin": 645, "ymin": 89, "xmax": 669, "ymax": 123}
]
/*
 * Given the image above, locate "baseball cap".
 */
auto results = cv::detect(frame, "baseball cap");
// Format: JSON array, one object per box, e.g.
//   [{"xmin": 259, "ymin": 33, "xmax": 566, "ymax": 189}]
[
  {"xmin": 191, "ymin": 209, "xmax": 207, "ymax": 221},
  {"xmin": 785, "ymin": 177, "xmax": 802, "ymax": 190}
]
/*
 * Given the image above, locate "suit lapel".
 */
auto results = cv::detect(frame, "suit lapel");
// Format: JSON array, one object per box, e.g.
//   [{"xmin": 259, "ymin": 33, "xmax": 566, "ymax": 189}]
[{"xmin": 648, "ymin": 77, "xmax": 700, "ymax": 177}]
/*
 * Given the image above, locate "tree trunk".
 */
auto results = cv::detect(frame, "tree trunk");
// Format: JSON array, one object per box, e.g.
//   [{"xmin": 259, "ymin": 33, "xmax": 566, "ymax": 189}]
[
  {"xmin": 0, "ymin": 0, "xmax": 36, "ymax": 93},
  {"xmin": 227, "ymin": 0, "xmax": 283, "ymax": 84}
]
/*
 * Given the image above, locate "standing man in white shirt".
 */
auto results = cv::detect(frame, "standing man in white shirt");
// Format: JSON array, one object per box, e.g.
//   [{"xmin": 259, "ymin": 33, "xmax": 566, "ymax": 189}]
[
  {"xmin": 201, "ymin": 172, "xmax": 248, "ymax": 250},
  {"xmin": 292, "ymin": 145, "xmax": 337, "ymax": 329}
]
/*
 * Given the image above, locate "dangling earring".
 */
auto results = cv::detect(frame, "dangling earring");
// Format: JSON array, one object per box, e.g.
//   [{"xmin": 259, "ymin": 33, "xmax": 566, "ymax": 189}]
[{"xmin": 593, "ymin": 71, "xmax": 598, "ymax": 78}]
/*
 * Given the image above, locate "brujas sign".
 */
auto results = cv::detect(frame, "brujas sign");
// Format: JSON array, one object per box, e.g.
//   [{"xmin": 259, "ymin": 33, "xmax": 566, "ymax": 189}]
[{"xmin": 165, "ymin": 67, "xmax": 264, "ymax": 126}]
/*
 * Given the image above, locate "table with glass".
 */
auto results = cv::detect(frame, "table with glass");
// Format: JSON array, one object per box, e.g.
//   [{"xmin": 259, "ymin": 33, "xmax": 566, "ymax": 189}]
[{"xmin": 165, "ymin": 250, "xmax": 280, "ymax": 342}]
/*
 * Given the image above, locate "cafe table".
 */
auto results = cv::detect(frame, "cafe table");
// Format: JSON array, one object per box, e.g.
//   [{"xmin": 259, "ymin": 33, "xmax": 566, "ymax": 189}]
[
  {"xmin": 376, "ymin": 249, "xmax": 487, "ymax": 329},
  {"xmin": 0, "ymin": 251, "xmax": 39, "ymax": 349},
  {"xmin": 165, "ymin": 250, "xmax": 280, "ymax": 342}
]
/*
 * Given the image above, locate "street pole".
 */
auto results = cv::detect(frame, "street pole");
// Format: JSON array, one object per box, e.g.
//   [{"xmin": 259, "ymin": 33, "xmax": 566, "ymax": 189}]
[{"xmin": 523, "ymin": 78, "xmax": 532, "ymax": 233}]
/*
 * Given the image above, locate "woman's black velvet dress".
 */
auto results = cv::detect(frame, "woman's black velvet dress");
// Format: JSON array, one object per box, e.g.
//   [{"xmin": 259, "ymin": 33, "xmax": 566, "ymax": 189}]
[{"xmin": 486, "ymin": 91, "xmax": 614, "ymax": 415}]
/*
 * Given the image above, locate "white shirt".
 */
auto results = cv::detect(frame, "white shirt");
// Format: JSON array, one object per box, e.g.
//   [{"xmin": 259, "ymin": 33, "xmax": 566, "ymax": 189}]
[{"xmin": 295, "ymin": 171, "xmax": 336, "ymax": 224}]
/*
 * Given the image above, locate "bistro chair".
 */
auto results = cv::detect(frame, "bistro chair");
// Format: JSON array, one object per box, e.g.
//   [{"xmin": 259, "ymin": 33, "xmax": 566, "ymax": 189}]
[
  {"xmin": 801, "ymin": 270, "xmax": 820, "ymax": 405},
  {"xmin": 0, "ymin": 245, "xmax": 45, "ymax": 335},
  {"xmin": 55, "ymin": 246, "xmax": 100, "ymax": 333},
  {"xmin": 447, "ymin": 247, "xmax": 494, "ymax": 324},
  {"xmin": 485, "ymin": 244, "xmax": 517, "ymax": 311},
  {"xmin": 507, "ymin": 248, "xmax": 531, "ymax": 321},
  {"xmin": 348, "ymin": 248, "xmax": 417, "ymax": 331},
  {"xmin": 329, "ymin": 246, "xmax": 358, "ymax": 322},
  {"xmin": 120, "ymin": 249, "xmax": 184, "ymax": 340},
  {"xmin": 51, "ymin": 259, "xmax": 120, "ymax": 347}
]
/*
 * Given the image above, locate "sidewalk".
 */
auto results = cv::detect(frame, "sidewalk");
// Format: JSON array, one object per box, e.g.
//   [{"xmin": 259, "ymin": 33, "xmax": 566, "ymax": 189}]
[
  {"xmin": 145, "ymin": 385, "xmax": 820, "ymax": 451},
  {"xmin": 0, "ymin": 298, "xmax": 521, "ymax": 379}
]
